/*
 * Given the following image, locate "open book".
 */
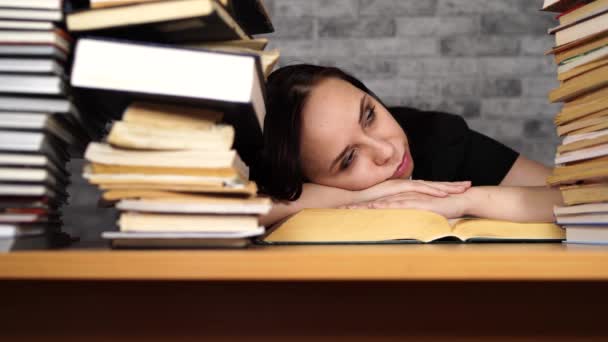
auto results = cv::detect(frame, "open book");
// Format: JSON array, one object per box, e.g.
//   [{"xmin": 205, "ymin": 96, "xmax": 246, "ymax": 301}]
[{"xmin": 260, "ymin": 209, "xmax": 564, "ymax": 244}]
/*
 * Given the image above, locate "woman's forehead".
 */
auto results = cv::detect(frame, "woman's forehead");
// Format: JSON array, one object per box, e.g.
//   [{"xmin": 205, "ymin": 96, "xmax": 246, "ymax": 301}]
[{"xmin": 301, "ymin": 79, "xmax": 362, "ymax": 131}]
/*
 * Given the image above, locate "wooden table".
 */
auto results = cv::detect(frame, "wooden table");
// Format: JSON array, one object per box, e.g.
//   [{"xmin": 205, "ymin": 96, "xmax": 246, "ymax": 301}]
[{"xmin": 1, "ymin": 243, "xmax": 608, "ymax": 341}]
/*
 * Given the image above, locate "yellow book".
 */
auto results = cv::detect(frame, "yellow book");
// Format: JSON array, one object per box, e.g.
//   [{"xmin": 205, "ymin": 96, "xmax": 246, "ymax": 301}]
[
  {"xmin": 102, "ymin": 184, "xmax": 257, "ymax": 200},
  {"xmin": 122, "ymin": 102, "xmax": 223, "ymax": 129},
  {"xmin": 261, "ymin": 209, "xmax": 564, "ymax": 244},
  {"xmin": 107, "ymin": 121, "xmax": 234, "ymax": 151},
  {"xmin": 119, "ymin": 212, "xmax": 259, "ymax": 233}
]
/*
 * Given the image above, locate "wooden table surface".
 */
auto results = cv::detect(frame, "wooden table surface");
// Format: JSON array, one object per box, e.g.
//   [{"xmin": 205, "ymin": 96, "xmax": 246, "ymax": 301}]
[{"xmin": 1, "ymin": 243, "xmax": 608, "ymax": 281}]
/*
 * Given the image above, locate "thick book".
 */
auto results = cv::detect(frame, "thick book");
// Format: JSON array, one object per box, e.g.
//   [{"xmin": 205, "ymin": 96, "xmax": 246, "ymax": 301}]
[
  {"xmin": 260, "ymin": 209, "xmax": 564, "ymax": 244},
  {"xmin": 116, "ymin": 196, "xmax": 271, "ymax": 214},
  {"xmin": 565, "ymin": 226, "xmax": 608, "ymax": 244},
  {"xmin": 554, "ymin": 88, "xmax": 608, "ymax": 125},
  {"xmin": 229, "ymin": 0, "xmax": 274, "ymax": 35},
  {"xmin": 560, "ymin": 182, "xmax": 608, "ymax": 205},
  {"xmin": 551, "ymin": 9, "xmax": 608, "ymax": 46},
  {"xmin": 0, "ymin": 44, "xmax": 67, "ymax": 61},
  {"xmin": 0, "ymin": 20, "xmax": 55, "ymax": 31},
  {"xmin": 549, "ymin": 64, "xmax": 608, "ymax": 102},
  {"xmin": 0, "ymin": 153, "xmax": 67, "ymax": 178},
  {"xmin": 0, "ymin": 30, "xmax": 71, "ymax": 53},
  {"xmin": 71, "ymin": 38, "xmax": 265, "ymax": 165},
  {"xmin": 559, "ymin": 0, "xmax": 608, "ymax": 25},
  {"xmin": 66, "ymin": 0, "xmax": 249, "ymax": 42},
  {"xmin": 107, "ymin": 121, "xmax": 234, "ymax": 151},
  {"xmin": 0, "ymin": 58, "xmax": 65, "ymax": 75},
  {"xmin": 548, "ymin": 157, "xmax": 608, "ymax": 185},
  {"xmin": 555, "ymin": 202, "xmax": 608, "ymax": 215},
  {"xmin": 0, "ymin": 112, "xmax": 83, "ymax": 147},
  {"xmin": 85, "ymin": 142, "xmax": 248, "ymax": 174},
  {"xmin": 118, "ymin": 212, "xmax": 260, "ymax": 233},
  {"xmin": 185, "ymin": 43, "xmax": 280, "ymax": 77},
  {"xmin": 0, "ymin": 8, "xmax": 62, "ymax": 21},
  {"xmin": 555, "ymin": 142, "xmax": 608, "ymax": 164},
  {"xmin": 101, "ymin": 183, "xmax": 258, "ymax": 199},
  {"xmin": 0, "ymin": 131, "xmax": 68, "ymax": 165},
  {"xmin": 554, "ymin": 34, "xmax": 608, "ymax": 65},
  {"xmin": 543, "ymin": 0, "xmax": 590, "ymax": 12},
  {"xmin": 122, "ymin": 101, "xmax": 223, "ymax": 130},
  {"xmin": 103, "ymin": 228, "xmax": 263, "ymax": 249}
]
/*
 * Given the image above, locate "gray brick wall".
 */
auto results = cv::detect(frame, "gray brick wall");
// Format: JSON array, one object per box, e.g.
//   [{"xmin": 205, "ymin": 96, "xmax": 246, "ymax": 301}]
[
  {"xmin": 262, "ymin": 0, "xmax": 560, "ymax": 166},
  {"xmin": 64, "ymin": 0, "xmax": 561, "ymax": 242}
]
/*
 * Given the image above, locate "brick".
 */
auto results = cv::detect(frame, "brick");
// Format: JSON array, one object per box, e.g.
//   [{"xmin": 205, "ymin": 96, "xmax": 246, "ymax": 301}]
[
  {"xmin": 481, "ymin": 79, "xmax": 522, "ymax": 97},
  {"xmin": 522, "ymin": 77, "xmax": 560, "ymax": 97},
  {"xmin": 267, "ymin": 18, "xmax": 314, "ymax": 39},
  {"xmin": 317, "ymin": 0, "xmax": 358, "ymax": 18},
  {"xmin": 318, "ymin": 17, "xmax": 396, "ymax": 38},
  {"xmin": 361, "ymin": 79, "xmax": 418, "ymax": 100},
  {"xmin": 318, "ymin": 57, "xmax": 398, "ymax": 79},
  {"xmin": 316, "ymin": 38, "xmax": 439, "ymax": 56},
  {"xmin": 441, "ymin": 35, "xmax": 519, "ymax": 56},
  {"xmin": 500, "ymin": 138, "xmax": 559, "ymax": 167},
  {"xmin": 478, "ymin": 57, "xmax": 556, "ymax": 76},
  {"xmin": 267, "ymin": 39, "xmax": 318, "ymax": 58},
  {"xmin": 467, "ymin": 116, "xmax": 526, "ymax": 139},
  {"xmin": 523, "ymin": 118, "xmax": 558, "ymax": 139},
  {"xmin": 398, "ymin": 57, "xmax": 479, "ymax": 77},
  {"xmin": 437, "ymin": 0, "xmax": 530, "ymax": 14},
  {"xmin": 520, "ymin": 35, "xmax": 555, "ymax": 55},
  {"xmin": 480, "ymin": 98, "xmax": 561, "ymax": 118},
  {"xmin": 387, "ymin": 97, "xmax": 481, "ymax": 118},
  {"xmin": 442, "ymin": 78, "xmax": 481, "ymax": 97},
  {"xmin": 396, "ymin": 16, "xmax": 478, "ymax": 36},
  {"xmin": 482, "ymin": 13, "xmax": 556, "ymax": 35},
  {"xmin": 273, "ymin": 0, "xmax": 314, "ymax": 17},
  {"xmin": 360, "ymin": 0, "xmax": 437, "ymax": 16}
]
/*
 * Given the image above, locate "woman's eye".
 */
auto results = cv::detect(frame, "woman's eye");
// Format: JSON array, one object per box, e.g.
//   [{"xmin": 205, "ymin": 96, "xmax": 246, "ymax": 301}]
[
  {"xmin": 365, "ymin": 106, "xmax": 376, "ymax": 125},
  {"xmin": 341, "ymin": 150, "xmax": 355, "ymax": 170}
]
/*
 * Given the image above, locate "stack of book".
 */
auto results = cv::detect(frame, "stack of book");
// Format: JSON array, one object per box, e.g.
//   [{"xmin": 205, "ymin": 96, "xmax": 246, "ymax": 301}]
[
  {"xmin": 0, "ymin": 0, "xmax": 95, "ymax": 251},
  {"xmin": 543, "ymin": 0, "xmax": 608, "ymax": 244},
  {"xmin": 67, "ymin": 0, "xmax": 276, "ymax": 248}
]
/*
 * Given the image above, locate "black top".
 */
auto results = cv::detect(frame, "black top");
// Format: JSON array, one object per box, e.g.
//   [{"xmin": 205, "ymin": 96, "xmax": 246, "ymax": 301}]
[{"xmin": 389, "ymin": 106, "xmax": 519, "ymax": 186}]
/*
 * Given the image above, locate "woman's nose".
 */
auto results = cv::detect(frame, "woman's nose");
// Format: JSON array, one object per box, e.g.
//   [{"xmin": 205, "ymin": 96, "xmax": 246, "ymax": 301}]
[{"xmin": 369, "ymin": 138, "xmax": 392, "ymax": 165}]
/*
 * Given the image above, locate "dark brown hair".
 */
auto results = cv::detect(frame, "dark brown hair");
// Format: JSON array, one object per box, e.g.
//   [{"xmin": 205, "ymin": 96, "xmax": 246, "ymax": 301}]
[{"xmin": 252, "ymin": 64, "xmax": 384, "ymax": 201}]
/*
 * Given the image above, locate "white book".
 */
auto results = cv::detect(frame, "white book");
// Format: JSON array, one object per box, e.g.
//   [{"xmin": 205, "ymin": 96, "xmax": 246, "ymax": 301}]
[
  {"xmin": 0, "ymin": 0, "xmax": 62, "ymax": 9},
  {"xmin": 0, "ymin": 44, "xmax": 67, "ymax": 60},
  {"xmin": 566, "ymin": 226, "xmax": 608, "ymax": 244},
  {"xmin": 116, "ymin": 197, "xmax": 272, "ymax": 215},
  {"xmin": 562, "ymin": 129, "xmax": 608, "ymax": 145},
  {"xmin": 0, "ymin": 8, "xmax": 62, "ymax": 21},
  {"xmin": 0, "ymin": 58, "xmax": 64, "ymax": 74},
  {"xmin": 0, "ymin": 223, "xmax": 46, "ymax": 238},
  {"xmin": 0, "ymin": 112, "xmax": 76, "ymax": 145},
  {"xmin": 71, "ymin": 38, "xmax": 265, "ymax": 131},
  {"xmin": 0, "ymin": 20, "xmax": 54, "ymax": 30},
  {"xmin": 0, "ymin": 31, "xmax": 70, "ymax": 52},
  {"xmin": 0, "ymin": 95, "xmax": 71, "ymax": 113},
  {"xmin": 558, "ymin": 45, "xmax": 608, "ymax": 74},
  {"xmin": 554, "ymin": 203, "xmax": 608, "ymax": 216},
  {"xmin": 0, "ymin": 184, "xmax": 54, "ymax": 196},
  {"xmin": 0, "ymin": 74, "xmax": 65, "ymax": 95},
  {"xmin": 0, "ymin": 167, "xmax": 59, "ymax": 186},
  {"xmin": 555, "ymin": 143, "xmax": 608, "ymax": 164}
]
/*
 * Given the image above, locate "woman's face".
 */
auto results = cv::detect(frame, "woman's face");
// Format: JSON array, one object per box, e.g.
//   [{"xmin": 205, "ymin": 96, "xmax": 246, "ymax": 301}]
[{"xmin": 299, "ymin": 77, "xmax": 414, "ymax": 191}]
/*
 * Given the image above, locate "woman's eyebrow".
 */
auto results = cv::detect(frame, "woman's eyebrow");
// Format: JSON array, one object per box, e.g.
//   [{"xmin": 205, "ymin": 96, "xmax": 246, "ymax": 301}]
[{"xmin": 328, "ymin": 95, "xmax": 367, "ymax": 172}]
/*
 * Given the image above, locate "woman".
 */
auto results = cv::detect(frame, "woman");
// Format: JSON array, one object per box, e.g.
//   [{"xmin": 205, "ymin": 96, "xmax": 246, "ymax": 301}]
[{"xmin": 252, "ymin": 64, "xmax": 563, "ymax": 226}]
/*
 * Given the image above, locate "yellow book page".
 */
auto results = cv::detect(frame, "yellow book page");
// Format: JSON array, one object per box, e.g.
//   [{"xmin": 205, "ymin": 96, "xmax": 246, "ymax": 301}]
[
  {"xmin": 452, "ymin": 219, "xmax": 564, "ymax": 241},
  {"xmin": 123, "ymin": 102, "xmax": 223, "ymax": 129},
  {"xmin": 264, "ymin": 209, "xmax": 454, "ymax": 243}
]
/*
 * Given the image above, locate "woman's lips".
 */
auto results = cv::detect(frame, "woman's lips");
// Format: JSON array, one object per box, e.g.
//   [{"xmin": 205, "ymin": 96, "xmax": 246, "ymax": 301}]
[{"xmin": 392, "ymin": 152, "xmax": 408, "ymax": 178}]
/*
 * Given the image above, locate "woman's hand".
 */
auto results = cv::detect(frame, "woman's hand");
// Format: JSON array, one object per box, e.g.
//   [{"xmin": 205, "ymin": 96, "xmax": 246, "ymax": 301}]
[
  {"xmin": 352, "ymin": 179, "xmax": 471, "ymax": 204},
  {"xmin": 345, "ymin": 191, "xmax": 472, "ymax": 219}
]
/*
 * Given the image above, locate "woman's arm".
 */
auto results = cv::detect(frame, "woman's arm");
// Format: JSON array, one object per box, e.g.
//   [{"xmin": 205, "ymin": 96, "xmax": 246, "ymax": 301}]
[
  {"xmin": 354, "ymin": 186, "xmax": 564, "ymax": 223},
  {"xmin": 259, "ymin": 180, "xmax": 471, "ymax": 227},
  {"xmin": 500, "ymin": 155, "xmax": 552, "ymax": 186}
]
